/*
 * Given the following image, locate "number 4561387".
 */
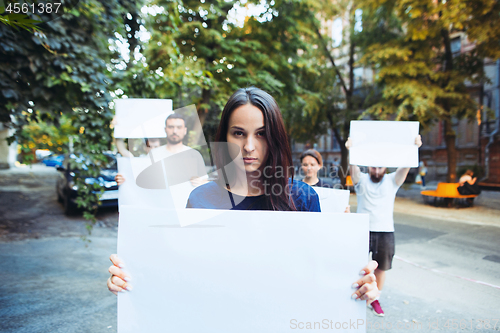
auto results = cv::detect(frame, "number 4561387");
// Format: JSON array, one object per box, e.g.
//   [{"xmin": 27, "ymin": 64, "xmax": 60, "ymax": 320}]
[{"xmin": 5, "ymin": 3, "xmax": 62, "ymax": 14}]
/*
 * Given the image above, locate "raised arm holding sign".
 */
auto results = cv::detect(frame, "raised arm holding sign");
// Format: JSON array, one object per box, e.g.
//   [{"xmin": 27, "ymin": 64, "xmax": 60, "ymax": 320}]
[{"xmin": 346, "ymin": 120, "xmax": 422, "ymax": 317}]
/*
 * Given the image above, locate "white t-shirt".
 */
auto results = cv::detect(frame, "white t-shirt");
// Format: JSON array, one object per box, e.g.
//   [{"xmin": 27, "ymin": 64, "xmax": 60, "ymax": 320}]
[
  {"xmin": 145, "ymin": 144, "xmax": 208, "ymax": 208},
  {"xmin": 354, "ymin": 172, "xmax": 401, "ymax": 232}
]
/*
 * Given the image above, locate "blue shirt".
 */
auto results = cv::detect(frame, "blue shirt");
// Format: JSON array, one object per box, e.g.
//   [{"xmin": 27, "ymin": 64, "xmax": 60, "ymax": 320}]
[{"xmin": 187, "ymin": 179, "xmax": 320, "ymax": 212}]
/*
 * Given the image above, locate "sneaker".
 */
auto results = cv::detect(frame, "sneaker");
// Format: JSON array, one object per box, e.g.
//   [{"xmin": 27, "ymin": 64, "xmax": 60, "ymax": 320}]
[{"xmin": 369, "ymin": 300, "xmax": 385, "ymax": 317}]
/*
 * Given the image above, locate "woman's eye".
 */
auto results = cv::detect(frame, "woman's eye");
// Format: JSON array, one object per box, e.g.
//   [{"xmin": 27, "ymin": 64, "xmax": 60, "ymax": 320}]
[
  {"xmin": 257, "ymin": 131, "xmax": 265, "ymax": 137},
  {"xmin": 233, "ymin": 131, "xmax": 244, "ymax": 136}
]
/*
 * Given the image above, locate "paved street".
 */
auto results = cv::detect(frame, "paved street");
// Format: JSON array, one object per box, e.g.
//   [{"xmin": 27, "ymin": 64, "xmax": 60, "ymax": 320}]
[
  {"xmin": 365, "ymin": 212, "xmax": 500, "ymax": 332},
  {"xmin": 1, "ymin": 165, "xmax": 499, "ymax": 332}
]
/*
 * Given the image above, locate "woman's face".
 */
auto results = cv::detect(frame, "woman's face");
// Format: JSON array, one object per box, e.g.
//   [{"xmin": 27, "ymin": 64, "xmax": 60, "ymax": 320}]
[
  {"xmin": 226, "ymin": 104, "xmax": 268, "ymax": 175},
  {"xmin": 301, "ymin": 155, "xmax": 321, "ymax": 178}
]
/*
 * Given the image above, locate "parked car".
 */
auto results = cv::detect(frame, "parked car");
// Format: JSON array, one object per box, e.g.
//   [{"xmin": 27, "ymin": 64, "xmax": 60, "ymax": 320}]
[
  {"xmin": 41, "ymin": 154, "xmax": 65, "ymax": 167},
  {"xmin": 56, "ymin": 153, "xmax": 118, "ymax": 215}
]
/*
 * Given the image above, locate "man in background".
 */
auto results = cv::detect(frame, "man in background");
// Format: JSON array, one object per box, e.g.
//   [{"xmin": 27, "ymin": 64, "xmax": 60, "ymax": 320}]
[{"xmin": 346, "ymin": 135, "xmax": 422, "ymax": 317}]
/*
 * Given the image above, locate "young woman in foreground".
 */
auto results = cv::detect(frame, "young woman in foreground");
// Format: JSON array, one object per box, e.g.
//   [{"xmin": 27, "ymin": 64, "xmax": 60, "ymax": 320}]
[{"xmin": 107, "ymin": 87, "xmax": 379, "ymax": 303}]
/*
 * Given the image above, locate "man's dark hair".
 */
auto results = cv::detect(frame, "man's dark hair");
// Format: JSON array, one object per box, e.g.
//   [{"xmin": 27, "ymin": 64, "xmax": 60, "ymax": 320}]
[{"xmin": 166, "ymin": 113, "xmax": 186, "ymax": 125}]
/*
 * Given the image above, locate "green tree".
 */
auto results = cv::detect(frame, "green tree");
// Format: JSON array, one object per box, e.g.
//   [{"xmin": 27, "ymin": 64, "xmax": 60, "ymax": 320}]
[
  {"xmin": 137, "ymin": 0, "xmax": 311, "ymax": 140},
  {"xmin": 18, "ymin": 112, "xmax": 76, "ymax": 163},
  {"xmin": 276, "ymin": 0, "xmax": 374, "ymax": 184},
  {"xmin": 1, "ymin": 0, "xmax": 144, "ymax": 229},
  {"xmin": 358, "ymin": 0, "xmax": 500, "ymax": 182}
]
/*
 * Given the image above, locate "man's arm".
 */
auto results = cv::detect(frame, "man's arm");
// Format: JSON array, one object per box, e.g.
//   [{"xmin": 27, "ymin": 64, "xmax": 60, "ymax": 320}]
[
  {"xmin": 345, "ymin": 137, "xmax": 361, "ymax": 185},
  {"xmin": 394, "ymin": 168, "xmax": 410, "ymax": 187},
  {"xmin": 395, "ymin": 135, "xmax": 422, "ymax": 186},
  {"xmin": 350, "ymin": 164, "xmax": 361, "ymax": 185},
  {"xmin": 115, "ymin": 138, "xmax": 133, "ymax": 158}
]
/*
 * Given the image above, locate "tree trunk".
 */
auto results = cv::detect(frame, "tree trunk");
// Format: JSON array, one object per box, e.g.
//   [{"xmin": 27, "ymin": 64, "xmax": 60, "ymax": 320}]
[
  {"xmin": 444, "ymin": 118, "xmax": 457, "ymax": 182},
  {"xmin": 440, "ymin": 28, "xmax": 457, "ymax": 182},
  {"xmin": 332, "ymin": 127, "xmax": 348, "ymax": 186},
  {"xmin": 197, "ymin": 88, "xmax": 210, "ymax": 127}
]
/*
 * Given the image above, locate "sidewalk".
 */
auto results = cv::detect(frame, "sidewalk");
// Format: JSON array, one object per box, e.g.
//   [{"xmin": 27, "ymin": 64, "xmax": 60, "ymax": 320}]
[{"xmin": 350, "ymin": 181, "xmax": 500, "ymax": 228}]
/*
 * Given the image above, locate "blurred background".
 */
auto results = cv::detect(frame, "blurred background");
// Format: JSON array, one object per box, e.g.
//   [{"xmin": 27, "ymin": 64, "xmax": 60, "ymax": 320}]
[{"xmin": 1, "ymin": 0, "xmax": 500, "ymax": 188}]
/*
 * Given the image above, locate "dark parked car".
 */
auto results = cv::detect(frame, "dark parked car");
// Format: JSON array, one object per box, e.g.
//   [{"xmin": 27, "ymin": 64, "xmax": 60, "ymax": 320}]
[
  {"xmin": 56, "ymin": 153, "xmax": 118, "ymax": 215},
  {"xmin": 41, "ymin": 154, "xmax": 64, "ymax": 167}
]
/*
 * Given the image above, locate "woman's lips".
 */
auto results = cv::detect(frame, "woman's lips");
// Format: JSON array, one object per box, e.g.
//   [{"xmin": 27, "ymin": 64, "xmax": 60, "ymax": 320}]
[{"xmin": 243, "ymin": 157, "xmax": 257, "ymax": 164}]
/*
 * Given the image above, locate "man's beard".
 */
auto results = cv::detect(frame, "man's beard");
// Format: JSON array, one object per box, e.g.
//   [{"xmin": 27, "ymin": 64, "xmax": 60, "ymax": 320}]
[
  {"xmin": 167, "ymin": 136, "xmax": 182, "ymax": 145},
  {"xmin": 370, "ymin": 174, "xmax": 384, "ymax": 183}
]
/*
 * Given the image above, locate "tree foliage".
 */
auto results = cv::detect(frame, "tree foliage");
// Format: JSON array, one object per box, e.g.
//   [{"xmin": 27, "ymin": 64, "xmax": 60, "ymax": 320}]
[
  {"xmin": 1, "ymin": 0, "xmax": 144, "ymax": 230},
  {"xmin": 358, "ymin": 0, "xmax": 500, "ymax": 181},
  {"xmin": 18, "ymin": 112, "xmax": 76, "ymax": 163}
]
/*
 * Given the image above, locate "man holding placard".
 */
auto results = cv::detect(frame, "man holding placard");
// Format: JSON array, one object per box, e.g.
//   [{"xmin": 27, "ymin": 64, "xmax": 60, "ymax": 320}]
[
  {"xmin": 346, "ymin": 121, "xmax": 422, "ymax": 317},
  {"xmin": 115, "ymin": 113, "xmax": 208, "ymax": 187}
]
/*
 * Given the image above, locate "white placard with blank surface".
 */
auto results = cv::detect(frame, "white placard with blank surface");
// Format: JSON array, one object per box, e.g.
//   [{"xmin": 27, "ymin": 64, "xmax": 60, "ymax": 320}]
[
  {"xmin": 117, "ymin": 207, "xmax": 369, "ymax": 333},
  {"xmin": 313, "ymin": 186, "xmax": 351, "ymax": 213},
  {"xmin": 349, "ymin": 121, "xmax": 420, "ymax": 167},
  {"xmin": 114, "ymin": 99, "xmax": 173, "ymax": 138}
]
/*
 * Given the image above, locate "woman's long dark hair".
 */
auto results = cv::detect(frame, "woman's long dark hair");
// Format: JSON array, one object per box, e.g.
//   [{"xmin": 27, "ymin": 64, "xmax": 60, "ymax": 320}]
[{"xmin": 214, "ymin": 87, "xmax": 297, "ymax": 211}]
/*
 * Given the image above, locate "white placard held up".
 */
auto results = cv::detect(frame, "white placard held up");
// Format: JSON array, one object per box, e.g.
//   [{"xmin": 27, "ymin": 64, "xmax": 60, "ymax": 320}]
[
  {"xmin": 117, "ymin": 207, "xmax": 369, "ymax": 333},
  {"xmin": 114, "ymin": 99, "xmax": 173, "ymax": 138},
  {"xmin": 349, "ymin": 120, "xmax": 420, "ymax": 167},
  {"xmin": 313, "ymin": 186, "xmax": 350, "ymax": 213}
]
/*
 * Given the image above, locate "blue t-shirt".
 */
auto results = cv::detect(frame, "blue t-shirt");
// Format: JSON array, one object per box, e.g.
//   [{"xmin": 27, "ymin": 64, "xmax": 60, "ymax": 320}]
[
  {"xmin": 187, "ymin": 179, "xmax": 320, "ymax": 212},
  {"xmin": 299, "ymin": 178, "xmax": 334, "ymax": 188}
]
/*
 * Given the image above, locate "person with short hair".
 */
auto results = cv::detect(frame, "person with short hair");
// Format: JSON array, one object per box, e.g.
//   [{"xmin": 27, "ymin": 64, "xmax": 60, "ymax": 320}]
[
  {"xmin": 114, "ymin": 113, "xmax": 208, "ymax": 187},
  {"xmin": 108, "ymin": 87, "xmax": 381, "ymax": 309},
  {"xmin": 299, "ymin": 149, "xmax": 332, "ymax": 188},
  {"xmin": 346, "ymin": 135, "xmax": 422, "ymax": 317}
]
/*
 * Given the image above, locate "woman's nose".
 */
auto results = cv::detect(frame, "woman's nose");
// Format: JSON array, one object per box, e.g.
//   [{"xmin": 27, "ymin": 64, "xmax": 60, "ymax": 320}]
[{"xmin": 244, "ymin": 137, "xmax": 255, "ymax": 152}]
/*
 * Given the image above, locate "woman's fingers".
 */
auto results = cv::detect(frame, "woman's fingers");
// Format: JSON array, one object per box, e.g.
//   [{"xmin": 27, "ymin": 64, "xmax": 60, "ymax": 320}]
[
  {"xmin": 351, "ymin": 260, "xmax": 379, "ymax": 303},
  {"xmin": 360, "ymin": 260, "xmax": 378, "ymax": 275},
  {"xmin": 115, "ymin": 174, "xmax": 126, "ymax": 186},
  {"xmin": 109, "ymin": 254, "xmax": 124, "ymax": 268},
  {"xmin": 107, "ymin": 276, "xmax": 124, "ymax": 295},
  {"xmin": 351, "ymin": 272, "xmax": 378, "ymax": 302},
  {"xmin": 108, "ymin": 265, "xmax": 129, "ymax": 281},
  {"xmin": 108, "ymin": 254, "xmax": 132, "ymax": 295}
]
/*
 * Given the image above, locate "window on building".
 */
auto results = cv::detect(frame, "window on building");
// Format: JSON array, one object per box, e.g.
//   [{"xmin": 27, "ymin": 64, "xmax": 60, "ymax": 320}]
[
  {"xmin": 451, "ymin": 37, "xmax": 461, "ymax": 54},
  {"xmin": 353, "ymin": 67, "xmax": 364, "ymax": 88},
  {"xmin": 332, "ymin": 18, "xmax": 342, "ymax": 47},
  {"xmin": 354, "ymin": 9, "xmax": 363, "ymax": 33}
]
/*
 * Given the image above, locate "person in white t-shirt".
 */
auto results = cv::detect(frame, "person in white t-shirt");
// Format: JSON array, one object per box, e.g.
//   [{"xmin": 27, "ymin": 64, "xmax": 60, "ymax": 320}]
[
  {"xmin": 115, "ymin": 113, "xmax": 208, "ymax": 187},
  {"xmin": 346, "ymin": 135, "xmax": 422, "ymax": 317}
]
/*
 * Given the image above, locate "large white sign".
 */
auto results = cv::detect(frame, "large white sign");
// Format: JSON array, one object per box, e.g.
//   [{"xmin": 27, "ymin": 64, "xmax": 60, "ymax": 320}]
[
  {"xmin": 349, "ymin": 120, "xmax": 420, "ymax": 167},
  {"xmin": 117, "ymin": 206, "xmax": 369, "ymax": 333}
]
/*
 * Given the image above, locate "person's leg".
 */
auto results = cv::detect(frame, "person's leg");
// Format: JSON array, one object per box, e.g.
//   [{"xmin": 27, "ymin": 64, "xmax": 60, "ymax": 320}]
[
  {"xmin": 421, "ymin": 176, "xmax": 426, "ymax": 188},
  {"xmin": 374, "ymin": 268, "xmax": 386, "ymax": 290},
  {"xmin": 368, "ymin": 232, "xmax": 394, "ymax": 317}
]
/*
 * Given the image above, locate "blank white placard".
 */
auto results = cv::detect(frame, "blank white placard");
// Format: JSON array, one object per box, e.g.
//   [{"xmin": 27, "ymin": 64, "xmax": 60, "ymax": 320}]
[
  {"xmin": 313, "ymin": 187, "xmax": 350, "ymax": 213},
  {"xmin": 349, "ymin": 120, "xmax": 420, "ymax": 167},
  {"xmin": 114, "ymin": 99, "xmax": 173, "ymax": 138},
  {"xmin": 117, "ymin": 207, "xmax": 369, "ymax": 333}
]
